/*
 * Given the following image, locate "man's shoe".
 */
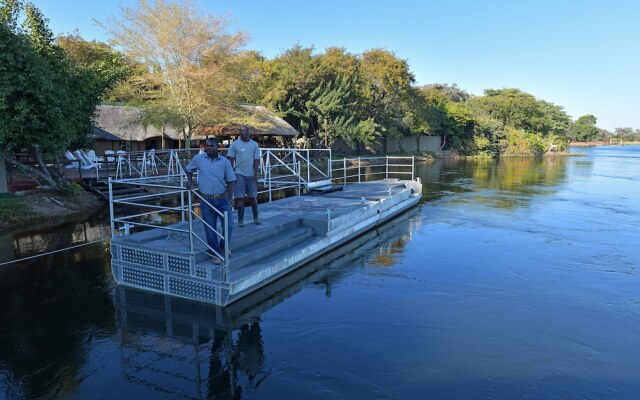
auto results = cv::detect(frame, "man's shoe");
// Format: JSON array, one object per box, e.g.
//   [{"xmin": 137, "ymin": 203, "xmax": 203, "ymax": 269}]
[
  {"xmin": 211, "ymin": 257, "xmax": 222, "ymax": 265},
  {"xmin": 254, "ymin": 218, "xmax": 261, "ymax": 225},
  {"xmin": 238, "ymin": 220, "xmax": 244, "ymax": 227}
]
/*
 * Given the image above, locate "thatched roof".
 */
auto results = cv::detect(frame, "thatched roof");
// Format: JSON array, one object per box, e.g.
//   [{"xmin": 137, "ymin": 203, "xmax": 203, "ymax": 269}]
[
  {"xmin": 94, "ymin": 104, "xmax": 299, "ymax": 141},
  {"xmin": 94, "ymin": 104, "xmax": 182, "ymax": 141},
  {"xmin": 92, "ymin": 126, "xmax": 124, "ymax": 141}
]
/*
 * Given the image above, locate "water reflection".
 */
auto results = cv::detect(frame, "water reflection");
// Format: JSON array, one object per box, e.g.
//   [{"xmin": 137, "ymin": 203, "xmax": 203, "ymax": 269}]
[
  {"xmin": 417, "ymin": 156, "xmax": 569, "ymax": 209},
  {"xmin": 0, "ymin": 243, "xmax": 113, "ymax": 399},
  {"xmin": 5, "ymin": 148, "xmax": 639, "ymax": 399},
  {"xmin": 112, "ymin": 208, "xmax": 421, "ymax": 398},
  {"xmin": 0, "ymin": 211, "xmax": 110, "ymax": 264}
]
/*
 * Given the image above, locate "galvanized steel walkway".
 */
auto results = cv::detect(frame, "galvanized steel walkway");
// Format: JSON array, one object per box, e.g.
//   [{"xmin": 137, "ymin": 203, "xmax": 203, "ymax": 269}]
[{"xmin": 110, "ymin": 179, "xmax": 421, "ymax": 305}]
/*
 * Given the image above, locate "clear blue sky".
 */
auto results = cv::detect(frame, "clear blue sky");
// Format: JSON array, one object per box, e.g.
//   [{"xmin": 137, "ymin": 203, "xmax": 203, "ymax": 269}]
[{"xmin": 30, "ymin": 0, "xmax": 640, "ymax": 131}]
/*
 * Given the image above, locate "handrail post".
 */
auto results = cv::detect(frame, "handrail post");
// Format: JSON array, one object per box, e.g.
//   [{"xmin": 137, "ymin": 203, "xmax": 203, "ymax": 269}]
[
  {"xmin": 188, "ymin": 189, "xmax": 194, "ymax": 254},
  {"xmin": 223, "ymin": 210, "xmax": 229, "ymax": 283},
  {"xmin": 412, "ymin": 156, "xmax": 415, "ymax": 180},
  {"xmin": 307, "ymin": 149, "xmax": 310, "ymax": 185},
  {"xmin": 180, "ymin": 173, "xmax": 186, "ymax": 222},
  {"xmin": 385, "ymin": 156, "xmax": 389, "ymax": 179},
  {"xmin": 268, "ymin": 152, "xmax": 272, "ymax": 202},
  {"xmin": 298, "ymin": 161, "xmax": 301, "ymax": 196},
  {"xmin": 358, "ymin": 156, "xmax": 361, "ymax": 182},
  {"xmin": 108, "ymin": 177, "xmax": 115, "ymax": 239},
  {"xmin": 343, "ymin": 158, "xmax": 347, "ymax": 188},
  {"xmin": 292, "ymin": 150, "xmax": 297, "ymax": 181}
]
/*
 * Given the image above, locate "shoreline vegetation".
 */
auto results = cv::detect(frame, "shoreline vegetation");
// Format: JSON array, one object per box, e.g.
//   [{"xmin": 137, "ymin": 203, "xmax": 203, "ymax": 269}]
[
  {"xmin": 3, "ymin": 143, "xmax": 625, "ymax": 233},
  {"xmin": 3, "ymin": 0, "xmax": 640, "ymax": 233},
  {"xmin": 569, "ymin": 141, "xmax": 640, "ymax": 147},
  {"xmin": 0, "ymin": 189, "xmax": 104, "ymax": 233},
  {"xmin": 4, "ymin": 141, "xmax": 639, "ymax": 232}
]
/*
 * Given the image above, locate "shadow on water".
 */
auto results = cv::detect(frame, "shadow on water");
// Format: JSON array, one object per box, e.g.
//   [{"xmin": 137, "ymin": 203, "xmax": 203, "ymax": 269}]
[
  {"xmin": 0, "ymin": 242, "xmax": 113, "ymax": 399},
  {"xmin": 111, "ymin": 208, "xmax": 421, "ymax": 399}
]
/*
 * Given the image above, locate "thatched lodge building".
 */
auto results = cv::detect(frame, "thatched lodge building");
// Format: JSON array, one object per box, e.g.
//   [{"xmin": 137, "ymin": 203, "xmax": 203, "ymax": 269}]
[{"xmin": 92, "ymin": 104, "xmax": 300, "ymax": 154}]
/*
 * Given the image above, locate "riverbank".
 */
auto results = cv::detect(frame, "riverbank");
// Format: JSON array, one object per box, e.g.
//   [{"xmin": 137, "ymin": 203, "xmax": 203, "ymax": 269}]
[
  {"xmin": 570, "ymin": 141, "xmax": 640, "ymax": 147},
  {"xmin": 0, "ymin": 189, "xmax": 105, "ymax": 232}
]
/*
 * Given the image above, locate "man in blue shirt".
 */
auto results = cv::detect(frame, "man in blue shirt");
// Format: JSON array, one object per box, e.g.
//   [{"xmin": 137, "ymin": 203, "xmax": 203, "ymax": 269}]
[
  {"xmin": 185, "ymin": 138, "xmax": 236, "ymax": 265},
  {"xmin": 227, "ymin": 125, "xmax": 261, "ymax": 227}
]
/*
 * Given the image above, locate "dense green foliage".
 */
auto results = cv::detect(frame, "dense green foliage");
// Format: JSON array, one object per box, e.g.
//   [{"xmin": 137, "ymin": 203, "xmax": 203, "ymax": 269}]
[
  {"xmin": 102, "ymin": 1, "xmax": 619, "ymax": 156},
  {"xmin": 0, "ymin": 0, "xmax": 127, "ymax": 190},
  {"xmin": 5, "ymin": 0, "xmax": 629, "ymax": 172},
  {"xmin": 569, "ymin": 114, "xmax": 599, "ymax": 142}
]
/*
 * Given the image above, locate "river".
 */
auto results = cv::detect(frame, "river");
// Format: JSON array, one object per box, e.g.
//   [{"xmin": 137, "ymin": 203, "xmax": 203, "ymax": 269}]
[{"xmin": 1, "ymin": 145, "xmax": 639, "ymax": 399}]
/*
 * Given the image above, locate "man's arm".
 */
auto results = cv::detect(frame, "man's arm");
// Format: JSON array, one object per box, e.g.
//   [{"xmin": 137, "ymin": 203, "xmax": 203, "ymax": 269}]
[
  {"xmin": 226, "ymin": 181, "xmax": 234, "ymax": 200},
  {"xmin": 228, "ymin": 156, "xmax": 235, "ymax": 168},
  {"xmin": 185, "ymin": 170, "xmax": 194, "ymax": 189},
  {"xmin": 253, "ymin": 158, "xmax": 260, "ymax": 180}
]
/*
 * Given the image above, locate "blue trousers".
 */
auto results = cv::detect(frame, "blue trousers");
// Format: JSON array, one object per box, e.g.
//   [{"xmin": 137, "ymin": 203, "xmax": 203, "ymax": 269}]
[{"xmin": 200, "ymin": 197, "xmax": 233, "ymax": 256}]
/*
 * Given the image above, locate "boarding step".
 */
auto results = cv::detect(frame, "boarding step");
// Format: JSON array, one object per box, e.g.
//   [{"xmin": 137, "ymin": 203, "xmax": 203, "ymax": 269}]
[
  {"xmin": 191, "ymin": 218, "xmax": 304, "ymax": 255},
  {"xmin": 229, "ymin": 225, "xmax": 316, "ymax": 270},
  {"xmin": 194, "ymin": 224, "xmax": 317, "ymax": 271},
  {"xmin": 228, "ymin": 231, "xmax": 325, "ymax": 285}
]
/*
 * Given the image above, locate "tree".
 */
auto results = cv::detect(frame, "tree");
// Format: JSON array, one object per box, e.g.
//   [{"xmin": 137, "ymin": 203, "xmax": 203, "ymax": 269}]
[
  {"xmin": 358, "ymin": 49, "xmax": 416, "ymax": 141},
  {"xmin": 571, "ymin": 114, "xmax": 599, "ymax": 142},
  {"xmin": 102, "ymin": 0, "xmax": 248, "ymax": 148},
  {"xmin": 56, "ymin": 31, "xmax": 131, "ymax": 98},
  {"xmin": 0, "ymin": 1, "xmax": 123, "ymax": 191},
  {"xmin": 464, "ymin": 88, "xmax": 571, "ymax": 155}
]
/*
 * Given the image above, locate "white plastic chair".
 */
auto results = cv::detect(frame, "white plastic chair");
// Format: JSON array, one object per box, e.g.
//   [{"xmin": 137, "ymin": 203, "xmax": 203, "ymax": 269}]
[
  {"xmin": 86, "ymin": 150, "xmax": 103, "ymax": 169},
  {"xmin": 74, "ymin": 150, "xmax": 99, "ymax": 170},
  {"xmin": 64, "ymin": 150, "xmax": 79, "ymax": 169}
]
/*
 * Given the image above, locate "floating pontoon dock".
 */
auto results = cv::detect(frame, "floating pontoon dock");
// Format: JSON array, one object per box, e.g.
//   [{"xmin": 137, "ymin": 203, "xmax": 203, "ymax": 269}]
[
  {"xmin": 111, "ymin": 209, "xmax": 420, "ymax": 396},
  {"xmin": 109, "ymin": 149, "xmax": 421, "ymax": 306}
]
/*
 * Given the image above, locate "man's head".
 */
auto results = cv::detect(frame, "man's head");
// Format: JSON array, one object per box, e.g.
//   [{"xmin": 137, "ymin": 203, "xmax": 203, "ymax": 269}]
[
  {"xmin": 239, "ymin": 125, "xmax": 251, "ymax": 142},
  {"xmin": 204, "ymin": 138, "xmax": 219, "ymax": 158}
]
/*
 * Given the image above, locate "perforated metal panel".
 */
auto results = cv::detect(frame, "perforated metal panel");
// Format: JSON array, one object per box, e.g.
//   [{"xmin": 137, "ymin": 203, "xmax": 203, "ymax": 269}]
[
  {"xmin": 122, "ymin": 247, "xmax": 163, "ymax": 269},
  {"xmin": 168, "ymin": 255, "xmax": 191, "ymax": 275},
  {"xmin": 123, "ymin": 267, "xmax": 165, "ymax": 291},
  {"xmin": 195, "ymin": 267, "xmax": 208, "ymax": 278},
  {"xmin": 168, "ymin": 276, "xmax": 216, "ymax": 302}
]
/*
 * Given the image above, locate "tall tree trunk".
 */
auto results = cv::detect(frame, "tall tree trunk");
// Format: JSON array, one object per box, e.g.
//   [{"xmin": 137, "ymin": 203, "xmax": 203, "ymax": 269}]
[
  {"xmin": 439, "ymin": 133, "xmax": 447, "ymax": 151},
  {"xmin": 5, "ymin": 156, "xmax": 71, "ymax": 192},
  {"xmin": 32, "ymin": 147, "xmax": 57, "ymax": 187}
]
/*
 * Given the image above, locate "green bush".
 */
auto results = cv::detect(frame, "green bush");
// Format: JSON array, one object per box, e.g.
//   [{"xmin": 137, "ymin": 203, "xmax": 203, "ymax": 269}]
[{"xmin": 0, "ymin": 197, "xmax": 34, "ymax": 224}]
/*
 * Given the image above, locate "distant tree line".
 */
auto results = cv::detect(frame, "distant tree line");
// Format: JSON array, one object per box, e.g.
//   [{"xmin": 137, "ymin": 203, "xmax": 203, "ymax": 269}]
[{"xmin": 1, "ymin": 0, "xmax": 635, "ymax": 191}]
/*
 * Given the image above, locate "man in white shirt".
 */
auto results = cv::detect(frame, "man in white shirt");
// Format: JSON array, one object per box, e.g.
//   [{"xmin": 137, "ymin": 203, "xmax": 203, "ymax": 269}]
[{"xmin": 227, "ymin": 125, "xmax": 261, "ymax": 227}]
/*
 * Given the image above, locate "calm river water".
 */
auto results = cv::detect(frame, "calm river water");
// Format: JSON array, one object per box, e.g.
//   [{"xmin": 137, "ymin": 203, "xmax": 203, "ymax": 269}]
[{"xmin": 1, "ymin": 146, "xmax": 639, "ymax": 399}]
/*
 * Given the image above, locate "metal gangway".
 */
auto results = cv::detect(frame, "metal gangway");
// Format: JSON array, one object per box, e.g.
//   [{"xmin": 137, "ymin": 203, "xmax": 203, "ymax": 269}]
[{"xmin": 108, "ymin": 148, "xmax": 415, "ymax": 271}]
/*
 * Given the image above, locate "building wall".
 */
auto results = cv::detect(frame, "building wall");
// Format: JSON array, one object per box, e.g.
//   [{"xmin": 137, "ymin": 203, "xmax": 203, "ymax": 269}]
[
  {"xmin": 332, "ymin": 135, "xmax": 441, "ymax": 155},
  {"xmin": 386, "ymin": 138, "xmax": 402, "ymax": 153},
  {"xmin": 419, "ymin": 135, "xmax": 441, "ymax": 151},
  {"xmin": 401, "ymin": 136, "xmax": 417, "ymax": 152}
]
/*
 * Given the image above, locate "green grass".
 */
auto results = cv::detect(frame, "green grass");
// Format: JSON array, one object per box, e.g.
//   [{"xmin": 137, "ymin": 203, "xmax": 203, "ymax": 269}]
[{"xmin": 0, "ymin": 196, "xmax": 35, "ymax": 226}]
